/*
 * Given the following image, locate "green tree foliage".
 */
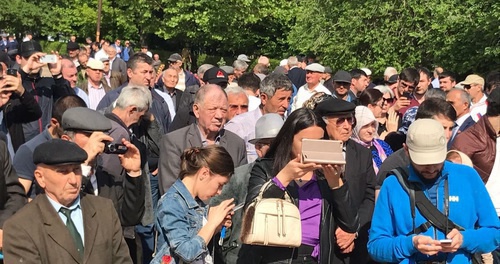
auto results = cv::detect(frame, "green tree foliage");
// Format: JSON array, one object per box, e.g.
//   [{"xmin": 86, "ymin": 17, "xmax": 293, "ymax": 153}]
[{"xmin": 288, "ymin": 0, "xmax": 500, "ymax": 75}]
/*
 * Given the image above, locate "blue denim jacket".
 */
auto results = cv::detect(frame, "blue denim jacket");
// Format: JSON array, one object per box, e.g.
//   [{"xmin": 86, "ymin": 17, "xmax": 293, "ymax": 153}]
[{"xmin": 151, "ymin": 179, "xmax": 210, "ymax": 264}]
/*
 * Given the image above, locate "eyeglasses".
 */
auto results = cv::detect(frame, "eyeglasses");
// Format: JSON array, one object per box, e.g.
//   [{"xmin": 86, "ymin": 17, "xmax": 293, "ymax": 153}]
[
  {"xmin": 463, "ymin": 84, "xmax": 472, "ymax": 89},
  {"xmin": 400, "ymin": 81, "xmax": 416, "ymax": 90},
  {"xmin": 229, "ymin": 104, "xmax": 249, "ymax": 111}
]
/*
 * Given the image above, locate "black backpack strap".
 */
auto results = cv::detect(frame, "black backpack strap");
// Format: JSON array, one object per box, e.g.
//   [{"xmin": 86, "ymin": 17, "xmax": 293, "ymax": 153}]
[{"xmin": 390, "ymin": 168, "xmax": 464, "ymax": 236}]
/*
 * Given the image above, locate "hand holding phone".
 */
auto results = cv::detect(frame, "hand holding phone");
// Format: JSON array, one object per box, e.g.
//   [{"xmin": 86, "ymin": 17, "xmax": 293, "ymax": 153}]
[
  {"xmin": 232, "ymin": 203, "xmax": 245, "ymax": 212},
  {"xmin": 39, "ymin": 54, "xmax": 57, "ymax": 64},
  {"xmin": 439, "ymin": 239, "xmax": 452, "ymax": 244}
]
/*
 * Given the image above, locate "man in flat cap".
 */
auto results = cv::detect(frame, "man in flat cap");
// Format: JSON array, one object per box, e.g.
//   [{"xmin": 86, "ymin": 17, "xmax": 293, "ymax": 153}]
[
  {"xmin": 167, "ymin": 52, "xmax": 199, "ymax": 91},
  {"xmin": 3, "ymin": 139, "xmax": 133, "ymax": 264},
  {"xmin": 314, "ymin": 97, "xmax": 376, "ymax": 264},
  {"xmin": 291, "ymin": 63, "xmax": 331, "ymax": 112},
  {"xmin": 60, "ymin": 107, "xmax": 144, "ymax": 227}
]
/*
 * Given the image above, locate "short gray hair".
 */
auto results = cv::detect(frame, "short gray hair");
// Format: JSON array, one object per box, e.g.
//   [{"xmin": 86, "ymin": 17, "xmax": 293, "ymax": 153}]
[
  {"xmin": 424, "ymin": 88, "xmax": 446, "ymax": 101},
  {"xmin": 260, "ymin": 73, "xmax": 293, "ymax": 97},
  {"xmin": 115, "ymin": 86, "xmax": 152, "ymax": 111},
  {"xmin": 224, "ymin": 86, "xmax": 247, "ymax": 97},
  {"xmin": 449, "ymin": 88, "xmax": 472, "ymax": 108},
  {"xmin": 287, "ymin": 56, "xmax": 299, "ymax": 67},
  {"xmin": 197, "ymin": 64, "xmax": 214, "ymax": 77},
  {"xmin": 233, "ymin": 60, "xmax": 248, "ymax": 71}
]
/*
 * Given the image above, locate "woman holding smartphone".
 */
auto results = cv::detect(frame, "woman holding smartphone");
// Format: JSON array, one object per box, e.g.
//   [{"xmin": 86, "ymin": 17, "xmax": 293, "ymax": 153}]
[
  {"xmin": 152, "ymin": 145, "xmax": 235, "ymax": 264},
  {"xmin": 238, "ymin": 108, "xmax": 359, "ymax": 264}
]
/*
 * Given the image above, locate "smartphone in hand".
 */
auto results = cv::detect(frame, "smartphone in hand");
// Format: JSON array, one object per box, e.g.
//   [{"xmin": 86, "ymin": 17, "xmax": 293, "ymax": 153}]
[{"xmin": 39, "ymin": 55, "xmax": 57, "ymax": 64}]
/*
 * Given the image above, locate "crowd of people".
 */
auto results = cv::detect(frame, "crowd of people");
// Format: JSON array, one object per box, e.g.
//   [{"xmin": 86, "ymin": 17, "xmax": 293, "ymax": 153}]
[{"xmin": 0, "ymin": 33, "xmax": 498, "ymax": 264}]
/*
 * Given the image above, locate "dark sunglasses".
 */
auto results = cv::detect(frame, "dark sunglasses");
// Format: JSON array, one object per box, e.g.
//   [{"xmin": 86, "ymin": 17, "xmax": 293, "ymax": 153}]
[
  {"xmin": 335, "ymin": 116, "xmax": 355, "ymax": 126},
  {"xmin": 382, "ymin": 98, "xmax": 394, "ymax": 104},
  {"xmin": 463, "ymin": 84, "xmax": 472, "ymax": 89}
]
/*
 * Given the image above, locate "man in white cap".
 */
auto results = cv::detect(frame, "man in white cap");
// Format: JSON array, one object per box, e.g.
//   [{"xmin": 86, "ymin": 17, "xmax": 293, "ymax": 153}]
[
  {"xmin": 80, "ymin": 58, "xmax": 111, "ymax": 110},
  {"xmin": 368, "ymin": 119, "xmax": 500, "ymax": 263},
  {"xmin": 291, "ymin": 63, "xmax": 331, "ymax": 111},
  {"xmin": 210, "ymin": 113, "xmax": 284, "ymax": 264},
  {"xmin": 237, "ymin": 54, "xmax": 251, "ymax": 63},
  {"xmin": 461, "ymin": 74, "xmax": 487, "ymax": 121}
]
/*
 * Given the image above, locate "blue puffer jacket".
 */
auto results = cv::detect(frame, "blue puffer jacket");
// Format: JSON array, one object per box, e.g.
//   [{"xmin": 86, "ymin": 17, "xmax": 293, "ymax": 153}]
[{"xmin": 368, "ymin": 161, "xmax": 500, "ymax": 263}]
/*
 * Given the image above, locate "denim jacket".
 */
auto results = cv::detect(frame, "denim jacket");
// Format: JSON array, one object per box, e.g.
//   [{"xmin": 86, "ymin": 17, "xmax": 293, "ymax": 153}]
[{"xmin": 152, "ymin": 179, "xmax": 210, "ymax": 264}]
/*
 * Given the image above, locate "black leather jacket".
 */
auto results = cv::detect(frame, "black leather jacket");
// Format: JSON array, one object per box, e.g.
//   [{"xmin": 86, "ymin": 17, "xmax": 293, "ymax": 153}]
[{"xmin": 239, "ymin": 158, "xmax": 359, "ymax": 264}]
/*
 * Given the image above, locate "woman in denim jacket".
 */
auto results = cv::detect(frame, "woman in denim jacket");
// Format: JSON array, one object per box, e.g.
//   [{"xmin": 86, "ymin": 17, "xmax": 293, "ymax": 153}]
[{"xmin": 152, "ymin": 145, "xmax": 236, "ymax": 264}]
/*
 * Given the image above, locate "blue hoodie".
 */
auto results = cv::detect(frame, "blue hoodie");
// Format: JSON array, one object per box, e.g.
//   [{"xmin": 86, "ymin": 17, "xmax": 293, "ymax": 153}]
[{"xmin": 368, "ymin": 161, "xmax": 500, "ymax": 263}]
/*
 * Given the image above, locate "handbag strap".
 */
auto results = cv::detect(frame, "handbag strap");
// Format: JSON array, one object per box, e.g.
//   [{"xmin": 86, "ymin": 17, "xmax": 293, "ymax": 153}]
[{"xmin": 256, "ymin": 180, "xmax": 293, "ymax": 203}]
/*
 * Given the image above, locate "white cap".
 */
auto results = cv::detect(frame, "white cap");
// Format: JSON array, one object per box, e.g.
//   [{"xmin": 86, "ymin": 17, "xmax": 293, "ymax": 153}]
[
  {"xmin": 406, "ymin": 119, "xmax": 447, "ymax": 165},
  {"xmin": 304, "ymin": 63, "xmax": 325, "ymax": 73},
  {"xmin": 237, "ymin": 54, "xmax": 251, "ymax": 62},
  {"xmin": 86, "ymin": 58, "xmax": 104, "ymax": 70},
  {"xmin": 361, "ymin": 67, "xmax": 372, "ymax": 76},
  {"xmin": 279, "ymin": 59, "xmax": 288, "ymax": 66}
]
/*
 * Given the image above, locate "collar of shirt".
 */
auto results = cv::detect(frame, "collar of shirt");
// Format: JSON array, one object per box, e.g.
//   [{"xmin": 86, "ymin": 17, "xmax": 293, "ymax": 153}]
[
  {"xmin": 196, "ymin": 125, "xmax": 221, "ymax": 146},
  {"xmin": 46, "ymin": 194, "xmax": 81, "ymax": 215},
  {"xmin": 88, "ymin": 82, "xmax": 103, "ymax": 90}
]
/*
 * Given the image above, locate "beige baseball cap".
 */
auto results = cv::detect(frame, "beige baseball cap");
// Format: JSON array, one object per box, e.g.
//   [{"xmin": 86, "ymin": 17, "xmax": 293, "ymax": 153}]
[{"xmin": 406, "ymin": 119, "xmax": 447, "ymax": 165}]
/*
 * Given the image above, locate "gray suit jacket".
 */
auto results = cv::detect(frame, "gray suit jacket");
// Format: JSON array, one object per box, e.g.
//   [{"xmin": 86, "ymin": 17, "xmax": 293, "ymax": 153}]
[
  {"xmin": 158, "ymin": 123, "xmax": 247, "ymax": 195},
  {"xmin": 111, "ymin": 57, "xmax": 127, "ymax": 77},
  {"xmin": 3, "ymin": 194, "xmax": 132, "ymax": 264}
]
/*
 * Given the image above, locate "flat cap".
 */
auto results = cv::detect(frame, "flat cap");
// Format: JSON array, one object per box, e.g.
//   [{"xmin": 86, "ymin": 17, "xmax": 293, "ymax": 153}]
[
  {"xmin": 19, "ymin": 40, "xmax": 42, "ymax": 58},
  {"xmin": 324, "ymin": 66, "xmax": 333, "ymax": 74},
  {"xmin": 314, "ymin": 97, "xmax": 356, "ymax": 117},
  {"xmin": 333, "ymin": 70, "xmax": 352, "ymax": 83},
  {"xmin": 220, "ymin": 66, "xmax": 234, "ymax": 75},
  {"xmin": 167, "ymin": 53, "xmax": 182, "ymax": 62},
  {"xmin": 305, "ymin": 63, "xmax": 325, "ymax": 73},
  {"xmin": 461, "ymin": 74, "xmax": 484, "ymax": 86},
  {"xmin": 66, "ymin": 41, "xmax": 80, "ymax": 51},
  {"xmin": 62, "ymin": 107, "xmax": 111, "ymax": 133},
  {"xmin": 86, "ymin": 58, "xmax": 104, "ymax": 70},
  {"xmin": 33, "ymin": 139, "xmax": 87, "ymax": 165}
]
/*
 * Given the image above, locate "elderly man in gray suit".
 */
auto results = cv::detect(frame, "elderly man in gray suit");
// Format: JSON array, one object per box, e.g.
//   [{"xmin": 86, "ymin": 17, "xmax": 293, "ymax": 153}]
[{"xmin": 158, "ymin": 84, "xmax": 247, "ymax": 195}]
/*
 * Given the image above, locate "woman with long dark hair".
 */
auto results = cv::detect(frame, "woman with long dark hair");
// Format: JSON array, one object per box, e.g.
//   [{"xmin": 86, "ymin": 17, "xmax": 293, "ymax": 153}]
[{"xmin": 238, "ymin": 108, "xmax": 359, "ymax": 264}]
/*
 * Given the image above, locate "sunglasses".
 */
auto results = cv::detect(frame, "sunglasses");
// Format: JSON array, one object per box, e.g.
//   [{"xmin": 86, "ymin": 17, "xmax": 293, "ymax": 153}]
[
  {"xmin": 229, "ymin": 104, "xmax": 249, "ymax": 111},
  {"xmin": 382, "ymin": 98, "xmax": 394, "ymax": 104},
  {"xmin": 463, "ymin": 84, "xmax": 472, "ymax": 89},
  {"xmin": 324, "ymin": 116, "xmax": 355, "ymax": 126}
]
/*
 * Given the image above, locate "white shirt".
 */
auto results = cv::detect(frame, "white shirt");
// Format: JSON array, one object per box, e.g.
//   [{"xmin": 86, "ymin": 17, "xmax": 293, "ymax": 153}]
[
  {"xmin": 470, "ymin": 94, "xmax": 488, "ymax": 122},
  {"xmin": 291, "ymin": 82, "xmax": 331, "ymax": 112},
  {"xmin": 94, "ymin": 49, "xmax": 108, "ymax": 61},
  {"xmin": 155, "ymin": 89, "xmax": 176, "ymax": 122},
  {"xmin": 224, "ymin": 108, "xmax": 263, "ymax": 163},
  {"xmin": 87, "ymin": 82, "xmax": 106, "ymax": 110},
  {"xmin": 175, "ymin": 70, "xmax": 186, "ymax": 91},
  {"xmin": 248, "ymin": 95, "xmax": 261, "ymax": 111}
]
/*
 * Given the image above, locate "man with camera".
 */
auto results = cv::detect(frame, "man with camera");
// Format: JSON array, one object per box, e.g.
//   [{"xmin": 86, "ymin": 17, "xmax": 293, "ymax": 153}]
[
  {"xmin": 0, "ymin": 61, "xmax": 42, "ymax": 154},
  {"xmin": 17, "ymin": 40, "xmax": 74, "ymax": 146}
]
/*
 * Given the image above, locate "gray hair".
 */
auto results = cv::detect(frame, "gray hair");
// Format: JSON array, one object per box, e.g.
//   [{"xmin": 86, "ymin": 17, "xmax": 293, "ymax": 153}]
[
  {"xmin": 424, "ymin": 88, "xmax": 446, "ymax": 101},
  {"xmin": 233, "ymin": 60, "xmax": 248, "ymax": 71},
  {"xmin": 115, "ymin": 86, "xmax": 152, "ymax": 111},
  {"xmin": 373, "ymin": 85, "xmax": 394, "ymax": 98},
  {"xmin": 260, "ymin": 73, "xmax": 293, "ymax": 97},
  {"xmin": 287, "ymin": 56, "xmax": 299, "ymax": 67},
  {"xmin": 224, "ymin": 86, "xmax": 247, "ymax": 97},
  {"xmin": 448, "ymin": 88, "xmax": 472, "ymax": 108},
  {"xmin": 197, "ymin": 64, "xmax": 214, "ymax": 78}
]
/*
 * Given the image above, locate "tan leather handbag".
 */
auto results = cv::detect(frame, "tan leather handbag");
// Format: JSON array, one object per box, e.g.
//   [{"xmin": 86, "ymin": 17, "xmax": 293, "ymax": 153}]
[{"xmin": 240, "ymin": 180, "xmax": 302, "ymax": 248}]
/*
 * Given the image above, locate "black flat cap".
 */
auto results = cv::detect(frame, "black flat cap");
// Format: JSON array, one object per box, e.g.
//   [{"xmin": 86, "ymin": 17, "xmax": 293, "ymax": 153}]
[
  {"xmin": 67, "ymin": 41, "xmax": 80, "ymax": 51},
  {"xmin": 314, "ymin": 97, "xmax": 356, "ymax": 117},
  {"xmin": 33, "ymin": 139, "xmax": 87, "ymax": 165},
  {"xmin": 333, "ymin": 70, "xmax": 352, "ymax": 83},
  {"xmin": 19, "ymin": 40, "xmax": 42, "ymax": 58},
  {"xmin": 62, "ymin": 107, "xmax": 111, "ymax": 133}
]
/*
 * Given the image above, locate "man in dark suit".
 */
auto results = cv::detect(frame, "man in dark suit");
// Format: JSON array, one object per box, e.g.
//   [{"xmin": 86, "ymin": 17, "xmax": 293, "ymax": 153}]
[
  {"xmin": 286, "ymin": 55, "xmax": 306, "ymax": 88},
  {"xmin": 446, "ymin": 88, "xmax": 476, "ymax": 149},
  {"xmin": 158, "ymin": 84, "xmax": 247, "ymax": 195},
  {"xmin": 156, "ymin": 68, "xmax": 183, "ymax": 112},
  {"xmin": 314, "ymin": 97, "xmax": 376, "ymax": 264},
  {"xmin": 108, "ymin": 45, "xmax": 127, "ymax": 78},
  {"xmin": 3, "ymin": 139, "xmax": 133, "ymax": 264},
  {"xmin": 0, "ymin": 140, "xmax": 27, "ymax": 251}
]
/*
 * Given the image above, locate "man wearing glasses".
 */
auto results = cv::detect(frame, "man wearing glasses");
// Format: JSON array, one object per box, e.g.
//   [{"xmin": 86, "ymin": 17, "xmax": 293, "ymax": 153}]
[
  {"xmin": 461, "ymin": 74, "xmax": 487, "ymax": 121},
  {"xmin": 332, "ymin": 70, "xmax": 358, "ymax": 104},
  {"xmin": 394, "ymin": 68, "xmax": 420, "ymax": 116},
  {"xmin": 314, "ymin": 97, "xmax": 376, "ymax": 264}
]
